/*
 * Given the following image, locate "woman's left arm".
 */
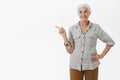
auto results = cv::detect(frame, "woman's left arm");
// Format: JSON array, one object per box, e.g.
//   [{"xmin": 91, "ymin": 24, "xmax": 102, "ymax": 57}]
[
  {"xmin": 99, "ymin": 45, "xmax": 112, "ymax": 59},
  {"xmin": 92, "ymin": 45, "xmax": 112, "ymax": 61},
  {"xmin": 92, "ymin": 25, "xmax": 115, "ymax": 61}
]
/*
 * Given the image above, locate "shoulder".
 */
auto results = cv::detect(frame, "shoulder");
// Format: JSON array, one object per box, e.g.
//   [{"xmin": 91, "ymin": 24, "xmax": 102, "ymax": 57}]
[
  {"xmin": 90, "ymin": 22, "xmax": 100, "ymax": 28},
  {"xmin": 90, "ymin": 21, "xmax": 102, "ymax": 30},
  {"xmin": 69, "ymin": 23, "xmax": 78, "ymax": 32}
]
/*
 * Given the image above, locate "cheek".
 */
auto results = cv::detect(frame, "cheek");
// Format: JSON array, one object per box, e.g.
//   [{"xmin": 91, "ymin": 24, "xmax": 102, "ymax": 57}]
[
  {"xmin": 85, "ymin": 13, "xmax": 90, "ymax": 17},
  {"xmin": 78, "ymin": 14, "xmax": 82, "ymax": 18}
]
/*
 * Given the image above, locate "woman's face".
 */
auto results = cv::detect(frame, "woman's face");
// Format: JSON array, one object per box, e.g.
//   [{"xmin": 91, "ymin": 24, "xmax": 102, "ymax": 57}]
[{"xmin": 78, "ymin": 7, "xmax": 90, "ymax": 22}]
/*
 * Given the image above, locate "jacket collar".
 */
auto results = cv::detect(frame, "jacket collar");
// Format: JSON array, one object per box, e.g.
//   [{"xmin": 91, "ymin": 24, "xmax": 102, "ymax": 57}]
[{"xmin": 75, "ymin": 20, "xmax": 92, "ymax": 33}]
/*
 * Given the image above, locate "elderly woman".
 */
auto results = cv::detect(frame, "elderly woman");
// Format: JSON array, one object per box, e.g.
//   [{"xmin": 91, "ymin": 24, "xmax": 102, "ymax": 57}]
[{"xmin": 55, "ymin": 4, "xmax": 115, "ymax": 80}]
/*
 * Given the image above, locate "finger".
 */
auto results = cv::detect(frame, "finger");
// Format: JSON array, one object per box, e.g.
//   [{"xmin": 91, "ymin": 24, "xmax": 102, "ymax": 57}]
[
  {"xmin": 91, "ymin": 53, "xmax": 96, "ymax": 56},
  {"xmin": 92, "ymin": 52, "xmax": 97, "ymax": 56},
  {"xmin": 92, "ymin": 57, "xmax": 96, "ymax": 61},
  {"xmin": 92, "ymin": 56, "xmax": 98, "ymax": 61},
  {"xmin": 92, "ymin": 58, "xmax": 97, "ymax": 61},
  {"xmin": 55, "ymin": 26, "xmax": 60, "ymax": 30}
]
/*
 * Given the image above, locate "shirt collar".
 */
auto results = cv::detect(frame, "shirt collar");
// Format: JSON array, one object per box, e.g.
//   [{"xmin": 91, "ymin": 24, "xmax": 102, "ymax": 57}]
[{"xmin": 75, "ymin": 20, "xmax": 92, "ymax": 32}]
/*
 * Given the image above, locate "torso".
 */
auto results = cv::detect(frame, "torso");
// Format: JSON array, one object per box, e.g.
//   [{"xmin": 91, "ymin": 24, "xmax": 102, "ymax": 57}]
[{"xmin": 80, "ymin": 27, "xmax": 87, "ymax": 34}]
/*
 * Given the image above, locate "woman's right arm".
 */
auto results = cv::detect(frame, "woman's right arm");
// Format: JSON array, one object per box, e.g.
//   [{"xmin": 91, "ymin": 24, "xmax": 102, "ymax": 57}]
[
  {"xmin": 55, "ymin": 26, "xmax": 72, "ymax": 54},
  {"xmin": 62, "ymin": 33, "xmax": 72, "ymax": 53}
]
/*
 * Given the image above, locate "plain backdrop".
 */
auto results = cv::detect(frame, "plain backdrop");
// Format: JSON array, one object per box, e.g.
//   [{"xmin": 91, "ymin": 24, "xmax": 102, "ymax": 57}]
[{"xmin": 0, "ymin": 0, "xmax": 120, "ymax": 80}]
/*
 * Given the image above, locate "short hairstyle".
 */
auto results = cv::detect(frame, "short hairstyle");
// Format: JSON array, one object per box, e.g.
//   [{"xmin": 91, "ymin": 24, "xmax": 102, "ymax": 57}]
[{"xmin": 77, "ymin": 3, "xmax": 91, "ymax": 14}]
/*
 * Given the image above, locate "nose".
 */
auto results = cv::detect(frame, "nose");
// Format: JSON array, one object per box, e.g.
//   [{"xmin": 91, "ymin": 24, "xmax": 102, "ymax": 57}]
[{"xmin": 81, "ymin": 12, "xmax": 85, "ymax": 17}]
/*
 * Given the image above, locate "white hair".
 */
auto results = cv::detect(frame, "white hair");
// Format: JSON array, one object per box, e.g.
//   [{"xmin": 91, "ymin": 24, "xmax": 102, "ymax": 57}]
[{"xmin": 77, "ymin": 3, "xmax": 91, "ymax": 14}]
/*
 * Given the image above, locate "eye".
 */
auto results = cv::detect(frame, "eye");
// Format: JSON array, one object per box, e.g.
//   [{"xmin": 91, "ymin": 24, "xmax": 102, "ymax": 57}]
[
  {"xmin": 79, "ymin": 11, "xmax": 82, "ymax": 13},
  {"xmin": 84, "ymin": 10, "xmax": 89, "ymax": 13}
]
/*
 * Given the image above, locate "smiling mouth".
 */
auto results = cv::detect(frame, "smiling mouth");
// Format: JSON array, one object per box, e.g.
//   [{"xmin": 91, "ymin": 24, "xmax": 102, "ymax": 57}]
[{"xmin": 82, "ymin": 18, "xmax": 86, "ymax": 19}]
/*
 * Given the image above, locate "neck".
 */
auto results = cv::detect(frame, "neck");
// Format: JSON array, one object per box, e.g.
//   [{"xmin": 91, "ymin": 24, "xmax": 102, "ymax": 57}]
[{"xmin": 79, "ymin": 20, "xmax": 89, "ymax": 27}]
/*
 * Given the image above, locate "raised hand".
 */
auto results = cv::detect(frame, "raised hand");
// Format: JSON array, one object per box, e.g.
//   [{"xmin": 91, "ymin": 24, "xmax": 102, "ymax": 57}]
[{"xmin": 55, "ymin": 26, "xmax": 66, "ymax": 37}]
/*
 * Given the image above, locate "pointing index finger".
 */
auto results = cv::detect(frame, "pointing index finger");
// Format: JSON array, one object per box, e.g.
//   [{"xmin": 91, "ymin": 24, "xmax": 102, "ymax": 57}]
[{"xmin": 55, "ymin": 26, "xmax": 60, "ymax": 30}]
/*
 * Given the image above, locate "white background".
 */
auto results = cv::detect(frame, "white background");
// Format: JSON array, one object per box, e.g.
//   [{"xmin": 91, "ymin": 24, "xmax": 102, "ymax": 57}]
[{"xmin": 0, "ymin": 0, "xmax": 120, "ymax": 80}]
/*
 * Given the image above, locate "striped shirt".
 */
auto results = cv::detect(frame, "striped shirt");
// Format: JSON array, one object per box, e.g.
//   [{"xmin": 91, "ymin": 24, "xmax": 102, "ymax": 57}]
[{"xmin": 68, "ymin": 21, "xmax": 115, "ymax": 71}]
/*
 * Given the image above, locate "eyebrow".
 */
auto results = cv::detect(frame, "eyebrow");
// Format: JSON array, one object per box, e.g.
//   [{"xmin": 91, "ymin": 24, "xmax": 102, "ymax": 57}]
[{"xmin": 79, "ymin": 10, "xmax": 89, "ymax": 12}]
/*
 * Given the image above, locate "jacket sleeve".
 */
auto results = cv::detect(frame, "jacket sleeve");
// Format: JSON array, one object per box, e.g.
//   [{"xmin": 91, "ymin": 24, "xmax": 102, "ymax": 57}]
[
  {"xmin": 68, "ymin": 28, "xmax": 74, "ymax": 53},
  {"xmin": 96, "ymin": 25, "xmax": 115, "ymax": 46}
]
